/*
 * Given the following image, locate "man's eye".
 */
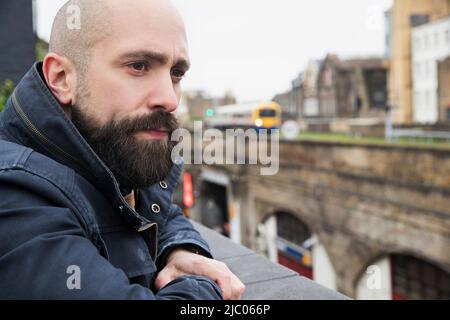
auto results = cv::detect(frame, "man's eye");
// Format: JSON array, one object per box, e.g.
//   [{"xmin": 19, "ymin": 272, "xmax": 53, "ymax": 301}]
[
  {"xmin": 171, "ymin": 69, "xmax": 186, "ymax": 82},
  {"xmin": 128, "ymin": 62, "xmax": 148, "ymax": 72}
]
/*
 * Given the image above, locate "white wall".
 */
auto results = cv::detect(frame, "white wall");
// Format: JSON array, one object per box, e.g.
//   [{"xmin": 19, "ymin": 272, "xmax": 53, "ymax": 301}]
[
  {"xmin": 311, "ymin": 235, "xmax": 337, "ymax": 290},
  {"xmin": 356, "ymin": 256, "xmax": 392, "ymax": 300},
  {"xmin": 412, "ymin": 17, "xmax": 450, "ymax": 123},
  {"xmin": 258, "ymin": 215, "xmax": 278, "ymax": 263},
  {"xmin": 304, "ymin": 98, "xmax": 319, "ymax": 116},
  {"xmin": 229, "ymin": 201, "xmax": 241, "ymax": 244}
]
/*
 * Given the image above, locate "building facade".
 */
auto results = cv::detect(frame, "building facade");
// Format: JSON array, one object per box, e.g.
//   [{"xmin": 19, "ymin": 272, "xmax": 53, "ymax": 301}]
[
  {"xmin": 272, "ymin": 72, "xmax": 304, "ymax": 122},
  {"xmin": 317, "ymin": 54, "xmax": 339, "ymax": 118},
  {"xmin": 388, "ymin": 0, "xmax": 450, "ymax": 124},
  {"xmin": 438, "ymin": 56, "xmax": 450, "ymax": 121},
  {"xmin": 302, "ymin": 60, "xmax": 322, "ymax": 118},
  {"xmin": 291, "ymin": 72, "xmax": 304, "ymax": 120},
  {"xmin": 316, "ymin": 55, "xmax": 388, "ymax": 119},
  {"xmin": 272, "ymin": 54, "xmax": 388, "ymax": 123},
  {"xmin": 412, "ymin": 15, "xmax": 450, "ymax": 123}
]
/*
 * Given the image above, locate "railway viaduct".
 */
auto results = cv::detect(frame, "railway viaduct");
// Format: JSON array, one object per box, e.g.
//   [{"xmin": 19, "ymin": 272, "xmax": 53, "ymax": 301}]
[{"xmin": 179, "ymin": 137, "xmax": 450, "ymax": 298}]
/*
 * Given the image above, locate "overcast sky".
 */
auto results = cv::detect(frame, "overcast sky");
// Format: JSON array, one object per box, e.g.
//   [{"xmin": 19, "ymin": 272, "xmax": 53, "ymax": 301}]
[{"xmin": 36, "ymin": 0, "xmax": 392, "ymax": 102}]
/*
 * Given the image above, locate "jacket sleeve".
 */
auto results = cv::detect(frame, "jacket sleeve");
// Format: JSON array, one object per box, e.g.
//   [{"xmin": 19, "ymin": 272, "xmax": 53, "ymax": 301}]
[
  {"xmin": 0, "ymin": 171, "xmax": 222, "ymax": 300},
  {"xmin": 156, "ymin": 203, "xmax": 214, "ymax": 269}
]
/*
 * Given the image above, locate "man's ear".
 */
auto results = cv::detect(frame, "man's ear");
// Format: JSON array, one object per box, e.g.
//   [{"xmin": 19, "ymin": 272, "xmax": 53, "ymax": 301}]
[{"xmin": 42, "ymin": 53, "xmax": 77, "ymax": 105}]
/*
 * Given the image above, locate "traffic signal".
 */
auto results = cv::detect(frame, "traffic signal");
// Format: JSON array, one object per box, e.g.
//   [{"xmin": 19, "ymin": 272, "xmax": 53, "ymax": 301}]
[{"xmin": 206, "ymin": 108, "xmax": 215, "ymax": 117}]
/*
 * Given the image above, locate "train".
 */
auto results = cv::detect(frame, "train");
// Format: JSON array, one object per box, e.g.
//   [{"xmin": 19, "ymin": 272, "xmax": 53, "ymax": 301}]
[{"xmin": 205, "ymin": 101, "xmax": 282, "ymax": 130}]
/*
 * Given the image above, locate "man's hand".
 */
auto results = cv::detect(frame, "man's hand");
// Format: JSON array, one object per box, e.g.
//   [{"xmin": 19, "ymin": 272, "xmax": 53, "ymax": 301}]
[{"xmin": 155, "ymin": 248, "xmax": 245, "ymax": 300}]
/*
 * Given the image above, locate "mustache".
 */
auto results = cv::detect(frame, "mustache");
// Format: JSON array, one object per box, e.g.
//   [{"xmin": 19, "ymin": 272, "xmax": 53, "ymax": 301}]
[{"xmin": 117, "ymin": 110, "xmax": 179, "ymax": 134}]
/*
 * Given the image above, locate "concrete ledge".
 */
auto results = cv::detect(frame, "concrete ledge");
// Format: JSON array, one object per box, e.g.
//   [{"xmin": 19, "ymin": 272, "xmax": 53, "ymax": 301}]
[{"xmin": 193, "ymin": 222, "xmax": 350, "ymax": 300}]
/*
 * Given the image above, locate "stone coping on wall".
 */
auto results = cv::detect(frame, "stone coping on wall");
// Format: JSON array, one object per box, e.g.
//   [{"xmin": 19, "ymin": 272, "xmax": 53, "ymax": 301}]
[{"xmin": 193, "ymin": 222, "xmax": 350, "ymax": 300}]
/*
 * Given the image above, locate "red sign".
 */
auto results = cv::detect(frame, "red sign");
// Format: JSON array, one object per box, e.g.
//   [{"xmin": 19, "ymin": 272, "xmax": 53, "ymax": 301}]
[{"xmin": 183, "ymin": 172, "xmax": 194, "ymax": 208}]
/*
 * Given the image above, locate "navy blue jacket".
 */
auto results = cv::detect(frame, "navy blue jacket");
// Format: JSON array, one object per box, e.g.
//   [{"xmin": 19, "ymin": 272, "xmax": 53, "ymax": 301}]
[{"xmin": 0, "ymin": 63, "xmax": 222, "ymax": 300}]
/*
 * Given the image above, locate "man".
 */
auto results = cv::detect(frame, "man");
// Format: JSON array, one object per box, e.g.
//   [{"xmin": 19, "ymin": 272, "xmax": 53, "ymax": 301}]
[{"xmin": 0, "ymin": 0, "xmax": 245, "ymax": 299}]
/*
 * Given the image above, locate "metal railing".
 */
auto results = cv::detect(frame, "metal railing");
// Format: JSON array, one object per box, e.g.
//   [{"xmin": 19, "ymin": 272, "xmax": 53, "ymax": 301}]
[
  {"xmin": 385, "ymin": 109, "xmax": 450, "ymax": 142},
  {"xmin": 390, "ymin": 128, "xmax": 450, "ymax": 140}
]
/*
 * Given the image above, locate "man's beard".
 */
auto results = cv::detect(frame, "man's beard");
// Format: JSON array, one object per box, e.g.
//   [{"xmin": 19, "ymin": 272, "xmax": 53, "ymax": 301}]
[{"xmin": 71, "ymin": 105, "xmax": 179, "ymax": 191}]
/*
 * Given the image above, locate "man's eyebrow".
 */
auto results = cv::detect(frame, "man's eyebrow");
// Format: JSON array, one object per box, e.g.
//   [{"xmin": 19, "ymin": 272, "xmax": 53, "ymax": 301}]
[{"xmin": 119, "ymin": 50, "xmax": 190, "ymax": 69}]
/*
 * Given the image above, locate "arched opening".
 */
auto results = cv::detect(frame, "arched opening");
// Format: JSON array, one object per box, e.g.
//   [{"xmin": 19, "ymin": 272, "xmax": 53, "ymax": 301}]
[
  {"xmin": 356, "ymin": 254, "xmax": 450, "ymax": 300},
  {"xmin": 194, "ymin": 169, "xmax": 242, "ymax": 242},
  {"xmin": 275, "ymin": 212, "xmax": 314, "ymax": 279},
  {"xmin": 258, "ymin": 211, "xmax": 336, "ymax": 290},
  {"xmin": 200, "ymin": 181, "xmax": 229, "ymax": 237},
  {"xmin": 391, "ymin": 254, "xmax": 450, "ymax": 300}
]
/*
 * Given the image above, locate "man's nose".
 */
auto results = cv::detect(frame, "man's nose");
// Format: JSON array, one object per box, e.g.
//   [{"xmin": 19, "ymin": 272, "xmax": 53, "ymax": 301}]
[{"xmin": 146, "ymin": 74, "xmax": 178, "ymax": 113}]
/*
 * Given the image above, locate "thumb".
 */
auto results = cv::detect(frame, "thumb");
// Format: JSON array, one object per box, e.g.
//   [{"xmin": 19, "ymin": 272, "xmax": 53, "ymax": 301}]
[{"xmin": 154, "ymin": 268, "xmax": 175, "ymax": 290}]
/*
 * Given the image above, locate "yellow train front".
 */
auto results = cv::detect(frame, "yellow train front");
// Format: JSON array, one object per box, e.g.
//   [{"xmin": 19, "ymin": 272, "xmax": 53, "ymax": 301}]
[
  {"xmin": 206, "ymin": 101, "xmax": 281, "ymax": 130},
  {"xmin": 252, "ymin": 102, "xmax": 282, "ymax": 130}
]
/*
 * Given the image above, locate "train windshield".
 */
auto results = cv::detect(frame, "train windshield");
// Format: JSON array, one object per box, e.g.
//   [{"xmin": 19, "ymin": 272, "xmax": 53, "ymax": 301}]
[{"xmin": 259, "ymin": 109, "xmax": 277, "ymax": 117}]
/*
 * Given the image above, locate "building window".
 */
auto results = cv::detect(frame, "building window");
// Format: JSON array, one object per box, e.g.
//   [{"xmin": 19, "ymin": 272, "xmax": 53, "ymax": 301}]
[
  {"xmin": 446, "ymin": 30, "xmax": 450, "ymax": 45},
  {"xmin": 410, "ymin": 14, "xmax": 429, "ymax": 27},
  {"xmin": 434, "ymin": 33, "xmax": 439, "ymax": 48},
  {"xmin": 277, "ymin": 212, "xmax": 311, "ymax": 247}
]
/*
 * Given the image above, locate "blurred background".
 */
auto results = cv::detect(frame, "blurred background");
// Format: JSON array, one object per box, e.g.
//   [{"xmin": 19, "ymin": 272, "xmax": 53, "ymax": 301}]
[{"xmin": 1, "ymin": 0, "xmax": 449, "ymax": 300}]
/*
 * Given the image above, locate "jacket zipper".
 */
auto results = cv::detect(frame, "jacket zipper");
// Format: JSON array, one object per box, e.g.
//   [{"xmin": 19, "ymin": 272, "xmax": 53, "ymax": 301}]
[{"xmin": 12, "ymin": 92, "xmax": 92, "ymax": 177}]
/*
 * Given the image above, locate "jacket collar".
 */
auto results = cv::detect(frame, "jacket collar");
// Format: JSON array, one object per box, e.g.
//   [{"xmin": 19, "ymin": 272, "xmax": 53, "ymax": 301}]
[{"xmin": 0, "ymin": 62, "xmax": 182, "ymax": 231}]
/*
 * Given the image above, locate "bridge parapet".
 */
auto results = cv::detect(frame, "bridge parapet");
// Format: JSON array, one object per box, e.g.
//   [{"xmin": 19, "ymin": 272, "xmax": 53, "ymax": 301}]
[{"xmin": 193, "ymin": 222, "xmax": 350, "ymax": 300}]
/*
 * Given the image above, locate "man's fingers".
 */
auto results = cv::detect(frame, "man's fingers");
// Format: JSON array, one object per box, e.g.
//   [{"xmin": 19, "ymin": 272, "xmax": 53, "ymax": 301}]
[
  {"xmin": 154, "ymin": 269, "xmax": 174, "ymax": 290},
  {"xmin": 229, "ymin": 276, "xmax": 246, "ymax": 300},
  {"xmin": 217, "ymin": 276, "xmax": 245, "ymax": 300},
  {"xmin": 156, "ymin": 250, "xmax": 246, "ymax": 299},
  {"xmin": 236, "ymin": 281, "xmax": 246, "ymax": 299},
  {"xmin": 214, "ymin": 262, "xmax": 246, "ymax": 300},
  {"xmin": 216, "ymin": 276, "xmax": 233, "ymax": 300}
]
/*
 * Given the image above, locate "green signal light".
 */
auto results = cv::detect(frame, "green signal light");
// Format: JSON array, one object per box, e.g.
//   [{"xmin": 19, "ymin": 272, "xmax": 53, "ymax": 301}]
[{"xmin": 206, "ymin": 109, "xmax": 215, "ymax": 117}]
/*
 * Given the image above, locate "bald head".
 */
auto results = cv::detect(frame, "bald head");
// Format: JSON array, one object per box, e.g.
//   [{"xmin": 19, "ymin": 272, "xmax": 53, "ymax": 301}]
[
  {"xmin": 49, "ymin": 0, "xmax": 185, "ymax": 77},
  {"xmin": 49, "ymin": 0, "xmax": 110, "ymax": 76}
]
